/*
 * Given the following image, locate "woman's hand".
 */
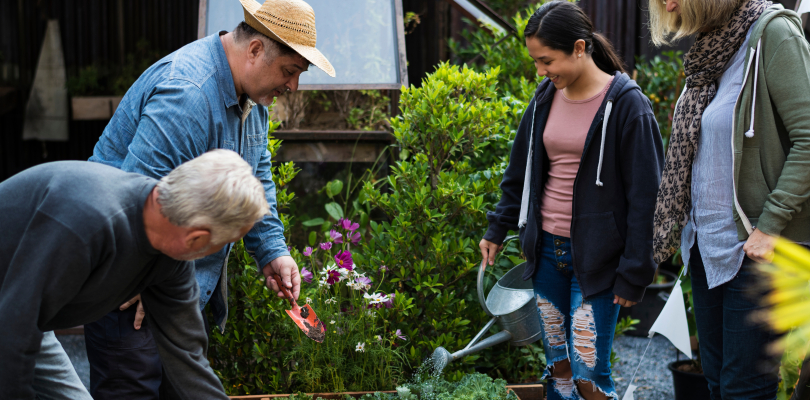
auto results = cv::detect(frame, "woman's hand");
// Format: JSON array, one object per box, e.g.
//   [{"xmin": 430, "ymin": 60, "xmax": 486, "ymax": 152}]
[
  {"xmin": 743, "ymin": 228, "xmax": 776, "ymax": 263},
  {"xmin": 614, "ymin": 295, "xmax": 637, "ymax": 307},
  {"xmin": 479, "ymin": 238, "xmax": 504, "ymax": 267}
]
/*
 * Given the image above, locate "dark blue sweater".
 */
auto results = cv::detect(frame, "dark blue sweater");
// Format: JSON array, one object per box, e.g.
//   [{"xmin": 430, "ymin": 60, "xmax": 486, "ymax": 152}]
[
  {"xmin": 0, "ymin": 161, "xmax": 228, "ymax": 399},
  {"xmin": 484, "ymin": 72, "xmax": 664, "ymax": 302}
]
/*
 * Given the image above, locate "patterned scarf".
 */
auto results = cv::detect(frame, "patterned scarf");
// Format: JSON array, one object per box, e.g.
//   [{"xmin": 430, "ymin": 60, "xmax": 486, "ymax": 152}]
[{"xmin": 652, "ymin": 0, "xmax": 772, "ymax": 264}]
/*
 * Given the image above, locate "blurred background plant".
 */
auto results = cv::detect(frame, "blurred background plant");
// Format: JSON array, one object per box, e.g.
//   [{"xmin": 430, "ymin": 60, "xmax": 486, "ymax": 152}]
[
  {"xmin": 757, "ymin": 238, "xmax": 810, "ymax": 400},
  {"xmin": 66, "ymin": 39, "xmax": 164, "ymax": 96},
  {"xmin": 633, "ymin": 50, "xmax": 684, "ymax": 150}
]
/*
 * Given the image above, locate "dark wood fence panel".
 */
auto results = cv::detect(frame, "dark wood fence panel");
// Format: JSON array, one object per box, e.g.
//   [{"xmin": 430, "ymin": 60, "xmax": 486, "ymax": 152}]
[{"xmin": 0, "ymin": 0, "xmax": 199, "ymax": 181}]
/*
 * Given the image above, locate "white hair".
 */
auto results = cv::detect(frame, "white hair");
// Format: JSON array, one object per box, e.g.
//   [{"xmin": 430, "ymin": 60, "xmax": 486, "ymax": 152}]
[{"xmin": 157, "ymin": 149, "xmax": 269, "ymax": 243}]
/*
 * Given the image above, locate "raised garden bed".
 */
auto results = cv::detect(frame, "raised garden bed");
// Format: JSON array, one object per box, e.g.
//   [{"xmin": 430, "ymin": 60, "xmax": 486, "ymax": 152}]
[{"xmin": 227, "ymin": 384, "xmax": 543, "ymax": 400}]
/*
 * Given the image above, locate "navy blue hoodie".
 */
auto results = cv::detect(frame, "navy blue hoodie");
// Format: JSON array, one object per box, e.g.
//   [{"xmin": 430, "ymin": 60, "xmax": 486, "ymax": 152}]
[{"xmin": 484, "ymin": 72, "xmax": 664, "ymax": 302}]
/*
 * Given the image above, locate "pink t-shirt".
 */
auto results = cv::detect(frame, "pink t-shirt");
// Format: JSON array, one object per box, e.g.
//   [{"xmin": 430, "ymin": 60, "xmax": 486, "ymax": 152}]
[{"xmin": 540, "ymin": 77, "xmax": 613, "ymax": 237}]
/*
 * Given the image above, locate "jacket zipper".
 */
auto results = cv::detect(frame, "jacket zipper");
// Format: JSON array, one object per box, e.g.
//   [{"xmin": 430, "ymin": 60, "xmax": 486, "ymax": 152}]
[{"xmin": 730, "ymin": 48, "xmax": 758, "ymax": 235}]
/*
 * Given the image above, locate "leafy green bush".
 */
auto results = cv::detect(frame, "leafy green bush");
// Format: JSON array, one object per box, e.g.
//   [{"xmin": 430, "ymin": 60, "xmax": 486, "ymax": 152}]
[
  {"xmin": 633, "ymin": 51, "xmax": 684, "ymax": 149},
  {"xmin": 358, "ymin": 63, "xmax": 544, "ymax": 382}
]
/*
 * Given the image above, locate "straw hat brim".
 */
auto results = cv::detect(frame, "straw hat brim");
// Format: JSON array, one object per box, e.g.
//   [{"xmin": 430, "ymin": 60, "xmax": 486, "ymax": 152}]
[{"xmin": 239, "ymin": 0, "xmax": 336, "ymax": 78}]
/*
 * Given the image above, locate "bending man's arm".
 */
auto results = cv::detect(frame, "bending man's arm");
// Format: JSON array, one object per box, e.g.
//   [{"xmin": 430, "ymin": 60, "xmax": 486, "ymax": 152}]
[{"xmin": 140, "ymin": 258, "xmax": 229, "ymax": 400}]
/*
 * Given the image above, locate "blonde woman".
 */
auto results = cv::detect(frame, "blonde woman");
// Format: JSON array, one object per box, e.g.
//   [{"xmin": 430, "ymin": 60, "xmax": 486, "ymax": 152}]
[{"xmin": 650, "ymin": 0, "xmax": 810, "ymax": 398}]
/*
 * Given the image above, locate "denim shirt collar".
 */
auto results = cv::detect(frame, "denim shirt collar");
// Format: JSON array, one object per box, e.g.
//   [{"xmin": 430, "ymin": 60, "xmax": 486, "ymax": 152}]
[{"xmin": 208, "ymin": 31, "xmax": 239, "ymax": 109}]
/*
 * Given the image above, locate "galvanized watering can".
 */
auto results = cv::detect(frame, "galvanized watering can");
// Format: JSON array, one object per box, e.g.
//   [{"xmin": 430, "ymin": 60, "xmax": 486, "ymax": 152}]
[{"xmin": 432, "ymin": 238, "xmax": 542, "ymax": 367}]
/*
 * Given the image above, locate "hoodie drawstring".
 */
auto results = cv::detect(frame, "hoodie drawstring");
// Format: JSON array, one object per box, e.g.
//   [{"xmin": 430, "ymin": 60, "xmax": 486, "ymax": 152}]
[
  {"xmin": 518, "ymin": 100, "xmax": 538, "ymax": 228},
  {"xmin": 745, "ymin": 38, "xmax": 762, "ymax": 139},
  {"xmin": 596, "ymin": 100, "xmax": 613, "ymax": 187}
]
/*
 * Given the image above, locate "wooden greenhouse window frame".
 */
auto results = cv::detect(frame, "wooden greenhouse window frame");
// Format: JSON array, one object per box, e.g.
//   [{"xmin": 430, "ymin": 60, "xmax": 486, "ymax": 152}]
[{"xmin": 197, "ymin": 0, "xmax": 407, "ymax": 161}]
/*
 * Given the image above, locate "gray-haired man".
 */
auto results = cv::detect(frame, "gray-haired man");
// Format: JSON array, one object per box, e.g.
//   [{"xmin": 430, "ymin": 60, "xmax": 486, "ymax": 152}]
[{"xmin": 0, "ymin": 150, "xmax": 264, "ymax": 399}]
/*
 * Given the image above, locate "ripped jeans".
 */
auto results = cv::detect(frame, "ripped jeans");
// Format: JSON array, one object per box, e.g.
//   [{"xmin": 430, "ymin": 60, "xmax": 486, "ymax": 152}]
[{"xmin": 533, "ymin": 231, "xmax": 620, "ymax": 400}]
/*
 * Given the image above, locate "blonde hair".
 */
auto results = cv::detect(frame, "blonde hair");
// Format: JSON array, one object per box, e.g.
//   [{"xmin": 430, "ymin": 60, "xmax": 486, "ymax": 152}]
[
  {"xmin": 157, "ymin": 149, "xmax": 269, "ymax": 243},
  {"xmin": 648, "ymin": 0, "xmax": 743, "ymax": 46}
]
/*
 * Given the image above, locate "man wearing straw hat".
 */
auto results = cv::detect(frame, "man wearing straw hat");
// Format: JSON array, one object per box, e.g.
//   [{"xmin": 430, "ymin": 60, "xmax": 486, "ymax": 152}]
[{"xmin": 81, "ymin": 0, "xmax": 335, "ymax": 398}]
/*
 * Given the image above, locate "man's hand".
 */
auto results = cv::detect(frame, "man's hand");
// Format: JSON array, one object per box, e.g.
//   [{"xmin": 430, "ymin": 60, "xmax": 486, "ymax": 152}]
[
  {"xmin": 614, "ymin": 295, "xmax": 637, "ymax": 308},
  {"xmin": 120, "ymin": 294, "xmax": 146, "ymax": 330},
  {"xmin": 743, "ymin": 228, "xmax": 777, "ymax": 263},
  {"xmin": 479, "ymin": 238, "xmax": 504, "ymax": 267},
  {"xmin": 262, "ymin": 255, "xmax": 301, "ymax": 300}
]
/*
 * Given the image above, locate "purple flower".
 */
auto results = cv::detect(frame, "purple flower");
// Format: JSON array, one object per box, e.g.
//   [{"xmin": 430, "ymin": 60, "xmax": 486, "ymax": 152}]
[
  {"xmin": 303, "ymin": 247, "xmax": 313, "ymax": 257},
  {"xmin": 349, "ymin": 231, "xmax": 362, "ymax": 244},
  {"xmin": 334, "ymin": 250, "xmax": 354, "ymax": 271},
  {"xmin": 319, "ymin": 242, "xmax": 332, "ymax": 251},
  {"xmin": 395, "ymin": 329, "xmax": 406, "ymax": 340},
  {"xmin": 326, "ymin": 270, "xmax": 341, "ymax": 285},
  {"xmin": 384, "ymin": 293, "xmax": 396, "ymax": 308},
  {"xmin": 380, "ymin": 265, "xmax": 388, "ymax": 272},
  {"xmin": 301, "ymin": 267, "xmax": 313, "ymax": 283},
  {"xmin": 329, "ymin": 229, "xmax": 343, "ymax": 243},
  {"xmin": 340, "ymin": 218, "xmax": 360, "ymax": 232},
  {"xmin": 355, "ymin": 276, "xmax": 372, "ymax": 290}
]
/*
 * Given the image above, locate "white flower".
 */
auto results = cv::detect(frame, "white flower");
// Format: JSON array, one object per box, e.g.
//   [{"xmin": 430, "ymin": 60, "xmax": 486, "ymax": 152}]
[
  {"xmin": 376, "ymin": 335, "xmax": 382, "ymax": 342},
  {"xmin": 363, "ymin": 292, "xmax": 387, "ymax": 304},
  {"xmin": 305, "ymin": 297, "xmax": 312, "ymax": 304},
  {"xmin": 355, "ymin": 342, "xmax": 366, "ymax": 352},
  {"xmin": 330, "ymin": 320, "xmax": 336, "ymax": 325},
  {"xmin": 324, "ymin": 297, "xmax": 337, "ymax": 305}
]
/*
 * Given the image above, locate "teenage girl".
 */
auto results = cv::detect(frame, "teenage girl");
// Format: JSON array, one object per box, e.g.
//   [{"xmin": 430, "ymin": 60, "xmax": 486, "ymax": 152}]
[{"xmin": 480, "ymin": 2, "xmax": 663, "ymax": 399}]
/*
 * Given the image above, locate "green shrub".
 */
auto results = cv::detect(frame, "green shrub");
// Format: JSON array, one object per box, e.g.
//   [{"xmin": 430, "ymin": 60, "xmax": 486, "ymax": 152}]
[
  {"xmin": 634, "ymin": 51, "xmax": 684, "ymax": 149},
  {"xmin": 359, "ymin": 63, "xmax": 544, "ymax": 382}
]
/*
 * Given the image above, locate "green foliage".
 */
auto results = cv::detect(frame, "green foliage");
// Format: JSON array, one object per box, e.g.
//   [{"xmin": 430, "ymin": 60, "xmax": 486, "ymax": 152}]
[
  {"xmin": 359, "ymin": 63, "xmax": 543, "ymax": 382},
  {"xmin": 346, "ymin": 90, "xmax": 391, "ymax": 131},
  {"xmin": 66, "ymin": 39, "xmax": 164, "ymax": 96},
  {"xmin": 448, "ymin": 7, "xmax": 539, "ymax": 104},
  {"xmin": 275, "ymin": 372, "xmax": 516, "ymax": 400},
  {"xmin": 634, "ymin": 51, "xmax": 684, "ymax": 149}
]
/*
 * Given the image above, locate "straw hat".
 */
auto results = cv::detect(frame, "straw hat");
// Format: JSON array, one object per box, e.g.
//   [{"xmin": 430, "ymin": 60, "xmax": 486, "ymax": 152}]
[{"xmin": 239, "ymin": 0, "xmax": 335, "ymax": 77}]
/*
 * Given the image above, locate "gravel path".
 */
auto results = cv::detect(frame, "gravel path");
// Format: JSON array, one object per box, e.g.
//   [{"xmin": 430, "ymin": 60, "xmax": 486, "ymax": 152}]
[
  {"xmin": 56, "ymin": 334, "xmax": 91, "ymax": 390},
  {"xmin": 612, "ymin": 334, "xmax": 682, "ymax": 400}
]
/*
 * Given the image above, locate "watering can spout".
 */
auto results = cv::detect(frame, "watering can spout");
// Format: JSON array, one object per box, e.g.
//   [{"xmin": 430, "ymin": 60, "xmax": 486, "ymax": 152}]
[{"xmin": 431, "ymin": 330, "xmax": 513, "ymax": 367}]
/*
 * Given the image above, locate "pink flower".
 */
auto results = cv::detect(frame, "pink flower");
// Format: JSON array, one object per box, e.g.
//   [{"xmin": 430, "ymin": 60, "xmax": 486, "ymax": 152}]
[
  {"xmin": 334, "ymin": 250, "xmax": 353, "ymax": 271},
  {"xmin": 326, "ymin": 270, "xmax": 341, "ymax": 285},
  {"xmin": 340, "ymin": 218, "xmax": 360, "ymax": 232},
  {"xmin": 329, "ymin": 229, "xmax": 343, "ymax": 243},
  {"xmin": 395, "ymin": 329, "xmax": 406, "ymax": 340},
  {"xmin": 320, "ymin": 242, "xmax": 332, "ymax": 251},
  {"xmin": 303, "ymin": 247, "xmax": 313, "ymax": 257},
  {"xmin": 301, "ymin": 267, "xmax": 313, "ymax": 283},
  {"xmin": 349, "ymin": 231, "xmax": 361, "ymax": 244}
]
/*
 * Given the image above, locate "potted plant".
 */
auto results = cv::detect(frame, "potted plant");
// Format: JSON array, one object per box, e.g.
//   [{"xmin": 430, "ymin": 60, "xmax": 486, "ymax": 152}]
[{"xmin": 67, "ymin": 39, "xmax": 162, "ymax": 120}]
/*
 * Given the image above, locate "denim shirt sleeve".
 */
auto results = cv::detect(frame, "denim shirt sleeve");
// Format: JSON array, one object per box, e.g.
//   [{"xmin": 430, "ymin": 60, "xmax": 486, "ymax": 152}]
[
  {"xmin": 243, "ymin": 123, "xmax": 290, "ymax": 270},
  {"xmin": 118, "ymin": 83, "xmax": 211, "ymax": 179}
]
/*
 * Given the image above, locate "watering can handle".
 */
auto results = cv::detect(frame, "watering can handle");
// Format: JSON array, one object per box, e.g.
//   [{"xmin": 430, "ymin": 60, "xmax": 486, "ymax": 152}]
[{"xmin": 477, "ymin": 235, "xmax": 520, "ymax": 317}]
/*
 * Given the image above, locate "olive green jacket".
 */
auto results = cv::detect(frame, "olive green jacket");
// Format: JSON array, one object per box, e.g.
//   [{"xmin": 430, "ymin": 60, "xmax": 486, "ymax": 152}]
[{"xmin": 732, "ymin": 5, "xmax": 810, "ymax": 241}]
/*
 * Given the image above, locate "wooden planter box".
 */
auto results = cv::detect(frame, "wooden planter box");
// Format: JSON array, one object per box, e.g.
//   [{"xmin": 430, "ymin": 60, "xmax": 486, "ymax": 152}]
[
  {"xmin": 228, "ymin": 383, "xmax": 543, "ymax": 400},
  {"xmin": 71, "ymin": 96, "xmax": 123, "ymax": 120}
]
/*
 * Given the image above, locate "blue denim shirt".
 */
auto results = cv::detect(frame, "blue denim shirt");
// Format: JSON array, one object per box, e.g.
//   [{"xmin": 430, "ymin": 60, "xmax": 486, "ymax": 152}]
[{"xmin": 89, "ymin": 32, "xmax": 290, "ymax": 328}]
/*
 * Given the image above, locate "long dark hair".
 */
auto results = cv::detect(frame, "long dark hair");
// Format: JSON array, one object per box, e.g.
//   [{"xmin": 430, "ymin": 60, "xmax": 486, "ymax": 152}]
[{"xmin": 524, "ymin": 1, "xmax": 625, "ymax": 74}]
